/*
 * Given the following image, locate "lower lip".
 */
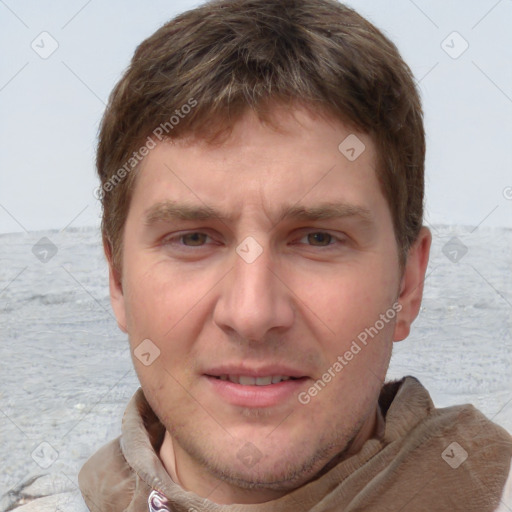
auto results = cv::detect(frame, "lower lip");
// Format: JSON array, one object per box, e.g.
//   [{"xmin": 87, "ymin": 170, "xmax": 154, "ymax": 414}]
[{"xmin": 205, "ymin": 376, "xmax": 308, "ymax": 408}]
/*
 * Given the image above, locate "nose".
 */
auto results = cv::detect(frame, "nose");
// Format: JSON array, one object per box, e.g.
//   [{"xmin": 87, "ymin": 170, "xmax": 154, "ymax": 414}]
[{"xmin": 213, "ymin": 239, "xmax": 295, "ymax": 342}]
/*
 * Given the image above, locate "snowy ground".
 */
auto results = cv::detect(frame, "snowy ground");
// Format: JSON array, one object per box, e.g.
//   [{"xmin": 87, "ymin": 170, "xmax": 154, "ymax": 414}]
[{"xmin": 0, "ymin": 224, "xmax": 511, "ymax": 509}]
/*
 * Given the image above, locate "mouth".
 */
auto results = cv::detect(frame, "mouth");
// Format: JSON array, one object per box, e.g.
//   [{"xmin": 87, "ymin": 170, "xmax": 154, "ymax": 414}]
[
  {"xmin": 203, "ymin": 368, "xmax": 310, "ymax": 408},
  {"xmin": 207, "ymin": 374, "xmax": 303, "ymax": 385}
]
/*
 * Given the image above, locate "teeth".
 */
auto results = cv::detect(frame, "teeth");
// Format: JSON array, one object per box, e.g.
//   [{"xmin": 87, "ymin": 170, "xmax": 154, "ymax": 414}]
[
  {"xmin": 217, "ymin": 375, "xmax": 293, "ymax": 385},
  {"xmin": 239, "ymin": 376, "xmax": 256, "ymax": 385},
  {"xmin": 255, "ymin": 376, "xmax": 272, "ymax": 386}
]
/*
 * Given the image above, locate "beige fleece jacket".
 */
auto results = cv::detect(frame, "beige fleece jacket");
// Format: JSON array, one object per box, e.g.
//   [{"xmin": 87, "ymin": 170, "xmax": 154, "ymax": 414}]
[{"xmin": 71, "ymin": 376, "xmax": 512, "ymax": 511}]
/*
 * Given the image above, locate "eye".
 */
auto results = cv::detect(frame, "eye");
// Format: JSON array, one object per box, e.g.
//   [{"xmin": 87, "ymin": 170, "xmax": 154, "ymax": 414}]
[
  {"xmin": 180, "ymin": 232, "xmax": 209, "ymax": 246},
  {"xmin": 297, "ymin": 231, "xmax": 341, "ymax": 247},
  {"xmin": 163, "ymin": 232, "xmax": 212, "ymax": 247},
  {"xmin": 303, "ymin": 232, "xmax": 333, "ymax": 246}
]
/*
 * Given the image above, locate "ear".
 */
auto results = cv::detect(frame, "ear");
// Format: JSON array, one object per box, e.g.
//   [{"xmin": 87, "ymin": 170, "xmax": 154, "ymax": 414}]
[
  {"xmin": 104, "ymin": 238, "xmax": 128, "ymax": 333},
  {"xmin": 393, "ymin": 227, "xmax": 432, "ymax": 342}
]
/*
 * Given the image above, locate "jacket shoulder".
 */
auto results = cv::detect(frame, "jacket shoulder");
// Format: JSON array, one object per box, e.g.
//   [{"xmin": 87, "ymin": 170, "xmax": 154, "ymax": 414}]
[{"xmin": 78, "ymin": 436, "xmax": 137, "ymax": 512}]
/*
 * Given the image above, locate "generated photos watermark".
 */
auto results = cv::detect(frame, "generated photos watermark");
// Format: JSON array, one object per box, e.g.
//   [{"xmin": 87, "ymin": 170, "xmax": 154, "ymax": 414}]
[
  {"xmin": 298, "ymin": 301, "xmax": 402, "ymax": 405},
  {"xmin": 94, "ymin": 98, "xmax": 198, "ymax": 200}
]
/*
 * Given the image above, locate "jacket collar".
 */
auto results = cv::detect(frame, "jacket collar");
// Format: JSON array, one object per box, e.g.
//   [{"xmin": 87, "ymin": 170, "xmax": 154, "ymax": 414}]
[{"xmin": 117, "ymin": 376, "xmax": 431, "ymax": 510}]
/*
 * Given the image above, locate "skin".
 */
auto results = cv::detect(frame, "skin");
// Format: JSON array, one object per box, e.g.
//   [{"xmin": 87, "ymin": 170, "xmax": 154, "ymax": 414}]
[{"xmin": 107, "ymin": 104, "xmax": 431, "ymax": 504}]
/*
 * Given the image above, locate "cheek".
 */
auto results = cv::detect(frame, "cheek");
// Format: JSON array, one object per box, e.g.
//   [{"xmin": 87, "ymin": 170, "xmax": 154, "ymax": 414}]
[
  {"xmin": 123, "ymin": 260, "xmax": 191, "ymax": 334},
  {"xmin": 301, "ymin": 261, "xmax": 399, "ymax": 338},
  {"xmin": 122, "ymin": 261, "xmax": 215, "ymax": 372}
]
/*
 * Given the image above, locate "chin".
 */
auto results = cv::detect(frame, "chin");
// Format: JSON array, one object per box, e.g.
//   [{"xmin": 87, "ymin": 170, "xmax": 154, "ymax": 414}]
[
  {"xmin": 199, "ymin": 431, "xmax": 335, "ymax": 491},
  {"xmin": 213, "ymin": 456, "xmax": 321, "ymax": 492}
]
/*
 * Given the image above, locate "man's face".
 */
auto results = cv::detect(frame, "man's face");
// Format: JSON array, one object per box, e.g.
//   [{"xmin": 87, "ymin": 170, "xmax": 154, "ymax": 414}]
[{"xmin": 110, "ymin": 105, "xmax": 409, "ymax": 496}]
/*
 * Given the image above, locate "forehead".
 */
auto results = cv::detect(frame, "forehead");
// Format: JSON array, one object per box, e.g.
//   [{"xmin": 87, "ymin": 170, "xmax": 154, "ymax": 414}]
[{"xmin": 128, "ymin": 105, "xmax": 385, "ymax": 224}]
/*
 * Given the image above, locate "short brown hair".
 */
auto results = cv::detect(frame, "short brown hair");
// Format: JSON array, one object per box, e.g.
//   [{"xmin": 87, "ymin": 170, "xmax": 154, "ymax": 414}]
[{"xmin": 97, "ymin": 0, "xmax": 425, "ymax": 274}]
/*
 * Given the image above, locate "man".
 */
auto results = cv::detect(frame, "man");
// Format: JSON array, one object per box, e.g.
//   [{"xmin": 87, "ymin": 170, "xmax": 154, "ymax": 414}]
[{"xmin": 17, "ymin": 0, "xmax": 512, "ymax": 510}]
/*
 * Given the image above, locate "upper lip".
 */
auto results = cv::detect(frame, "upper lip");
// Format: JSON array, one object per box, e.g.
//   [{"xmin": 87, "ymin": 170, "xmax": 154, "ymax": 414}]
[{"xmin": 204, "ymin": 364, "xmax": 309, "ymax": 379}]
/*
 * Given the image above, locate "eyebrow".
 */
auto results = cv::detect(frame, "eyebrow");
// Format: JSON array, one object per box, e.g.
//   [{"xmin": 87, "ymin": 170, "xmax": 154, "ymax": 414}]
[{"xmin": 143, "ymin": 200, "xmax": 374, "ymax": 227}]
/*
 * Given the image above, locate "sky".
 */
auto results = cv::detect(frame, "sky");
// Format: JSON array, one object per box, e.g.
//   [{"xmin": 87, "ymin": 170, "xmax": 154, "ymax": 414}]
[{"xmin": 0, "ymin": 0, "xmax": 511, "ymax": 234}]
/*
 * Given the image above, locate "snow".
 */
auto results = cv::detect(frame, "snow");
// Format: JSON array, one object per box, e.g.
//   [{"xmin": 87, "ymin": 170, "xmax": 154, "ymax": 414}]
[{"xmin": 0, "ymin": 224, "xmax": 510, "ymax": 508}]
